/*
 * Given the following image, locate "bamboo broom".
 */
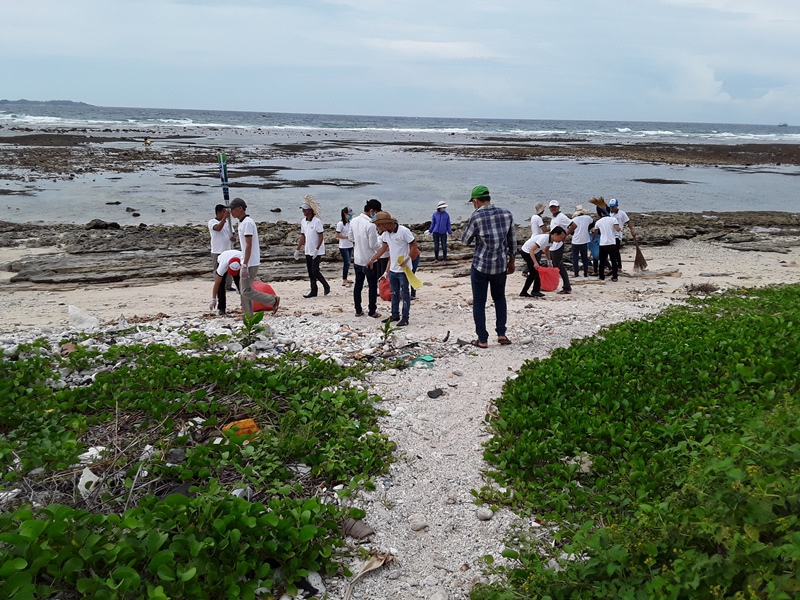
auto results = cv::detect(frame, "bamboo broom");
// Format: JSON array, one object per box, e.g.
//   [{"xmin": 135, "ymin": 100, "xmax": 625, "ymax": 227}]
[{"xmin": 633, "ymin": 238, "xmax": 648, "ymax": 271}]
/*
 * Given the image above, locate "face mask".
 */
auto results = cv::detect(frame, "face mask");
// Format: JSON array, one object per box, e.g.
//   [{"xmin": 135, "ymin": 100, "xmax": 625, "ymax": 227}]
[{"xmin": 369, "ymin": 213, "xmax": 377, "ymax": 221}]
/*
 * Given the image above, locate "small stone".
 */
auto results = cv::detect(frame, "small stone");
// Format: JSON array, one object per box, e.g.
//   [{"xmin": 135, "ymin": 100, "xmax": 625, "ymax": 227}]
[
  {"xmin": 476, "ymin": 507, "xmax": 494, "ymax": 521},
  {"xmin": 408, "ymin": 514, "xmax": 428, "ymax": 531},
  {"xmin": 166, "ymin": 448, "xmax": 187, "ymax": 464},
  {"xmin": 427, "ymin": 388, "xmax": 443, "ymax": 399},
  {"xmin": 422, "ymin": 575, "xmax": 439, "ymax": 587},
  {"xmin": 429, "ymin": 591, "xmax": 449, "ymax": 600}
]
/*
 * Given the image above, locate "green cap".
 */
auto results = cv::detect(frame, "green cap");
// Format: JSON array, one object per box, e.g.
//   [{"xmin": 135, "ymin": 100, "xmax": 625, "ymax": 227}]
[{"xmin": 470, "ymin": 185, "xmax": 490, "ymax": 202}]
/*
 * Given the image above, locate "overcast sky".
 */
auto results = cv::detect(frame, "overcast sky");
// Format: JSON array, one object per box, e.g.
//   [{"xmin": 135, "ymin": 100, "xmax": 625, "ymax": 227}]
[{"xmin": 2, "ymin": 0, "xmax": 798, "ymax": 124}]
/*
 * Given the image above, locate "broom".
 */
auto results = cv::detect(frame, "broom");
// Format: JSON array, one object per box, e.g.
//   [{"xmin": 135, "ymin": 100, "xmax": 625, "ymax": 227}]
[
  {"xmin": 633, "ymin": 238, "xmax": 648, "ymax": 271},
  {"xmin": 588, "ymin": 196, "xmax": 608, "ymax": 211}
]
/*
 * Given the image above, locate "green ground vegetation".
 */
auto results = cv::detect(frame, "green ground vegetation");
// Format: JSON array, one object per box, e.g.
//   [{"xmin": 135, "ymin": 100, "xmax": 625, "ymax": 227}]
[
  {"xmin": 473, "ymin": 284, "xmax": 800, "ymax": 599},
  {"xmin": 0, "ymin": 338, "xmax": 393, "ymax": 599}
]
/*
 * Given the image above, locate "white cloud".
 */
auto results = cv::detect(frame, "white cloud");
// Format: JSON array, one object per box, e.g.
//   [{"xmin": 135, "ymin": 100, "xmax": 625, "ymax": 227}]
[
  {"xmin": 1, "ymin": 0, "xmax": 798, "ymax": 122},
  {"xmin": 360, "ymin": 39, "xmax": 500, "ymax": 61}
]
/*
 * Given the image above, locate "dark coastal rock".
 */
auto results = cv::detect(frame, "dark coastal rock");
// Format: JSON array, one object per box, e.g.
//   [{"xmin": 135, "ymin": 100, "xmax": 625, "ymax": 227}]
[
  {"xmin": 2, "ymin": 211, "xmax": 799, "ymax": 286},
  {"xmin": 85, "ymin": 219, "xmax": 120, "ymax": 230}
]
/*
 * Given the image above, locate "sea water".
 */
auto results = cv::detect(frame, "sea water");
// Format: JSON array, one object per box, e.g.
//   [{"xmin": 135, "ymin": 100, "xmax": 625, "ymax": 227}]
[{"xmin": 1, "ymin": 102, "xmax": 799, "ymax": 226}]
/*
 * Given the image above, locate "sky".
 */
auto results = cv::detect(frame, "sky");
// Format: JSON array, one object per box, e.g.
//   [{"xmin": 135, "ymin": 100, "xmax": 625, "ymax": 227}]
[{"xmin": 2, "ymin": 0, "xmax": 799, "ymax": 124}]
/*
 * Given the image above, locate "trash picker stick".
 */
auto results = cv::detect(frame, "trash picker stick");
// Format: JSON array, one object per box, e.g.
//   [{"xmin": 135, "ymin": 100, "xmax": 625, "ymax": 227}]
[{"xmin": 217, "ymin": 151, "xmax": 235, "ymax": 234}]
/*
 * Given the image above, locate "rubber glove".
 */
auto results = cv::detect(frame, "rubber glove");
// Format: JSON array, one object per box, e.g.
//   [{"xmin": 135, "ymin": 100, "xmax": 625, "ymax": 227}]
[
  {"xmin": 293, "ymin": 249, "xmax": 302, "ymax": 260},
  {"xmin": 209, "ymin": 297, "xmax": 217, "ymax": 311},
  {"xmin": 240, "ymin": 264, "xmax": 250, "ymax": 279}
]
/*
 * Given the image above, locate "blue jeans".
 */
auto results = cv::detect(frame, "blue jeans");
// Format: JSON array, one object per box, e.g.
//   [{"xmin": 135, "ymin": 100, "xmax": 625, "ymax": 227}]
[
  {"xmin": 571, "ymin": 243, "xmax": 589, "ymax": 277},
  {"xmin": 353, "ymin": 263, "xmax": 379, "ymax": 315},
  {"xmin": 433, "ymin": 232, "xmax": 448, "ymax": 260},
  {"xmin": 339, "ymin": 247, "xmax": 352, "ymax": 280},
  {"xmin": 388, "ymin": 270, "xmax": 410, "ymax": 321},
  {"xmin": 470, "ymin": 266, "xmax": 508, "ymax": 343}
]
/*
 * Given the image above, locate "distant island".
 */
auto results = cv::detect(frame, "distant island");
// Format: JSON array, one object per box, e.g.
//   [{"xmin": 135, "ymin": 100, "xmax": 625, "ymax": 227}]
[{"xmin": 0, "ymin": 99, "xmax": 94, "ymax": 106}]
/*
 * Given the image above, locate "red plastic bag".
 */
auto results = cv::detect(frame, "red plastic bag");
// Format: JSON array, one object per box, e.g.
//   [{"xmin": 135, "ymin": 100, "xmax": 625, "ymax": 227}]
[
  {"xmin": 379, "ymin": 276, "xmax": 391, "ymax": 301},
  {"xmin": 535, "ymin": 264, "xmax": 561, "ymax": 292}
]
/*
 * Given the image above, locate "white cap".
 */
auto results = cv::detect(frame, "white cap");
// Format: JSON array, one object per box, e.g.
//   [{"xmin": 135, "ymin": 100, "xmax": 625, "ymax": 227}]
[{"xmin": 548, "ymin": 200, "xmax": 560, "ymax": 207}]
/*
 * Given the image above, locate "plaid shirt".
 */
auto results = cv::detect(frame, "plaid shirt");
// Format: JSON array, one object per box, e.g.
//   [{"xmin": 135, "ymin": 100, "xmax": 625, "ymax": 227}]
[{"xmin": 461, "ymin": 204, "xmax": 517, "ymax": 275}]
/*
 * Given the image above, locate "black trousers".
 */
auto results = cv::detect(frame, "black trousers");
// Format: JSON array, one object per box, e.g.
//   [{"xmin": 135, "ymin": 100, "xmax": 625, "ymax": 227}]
[
  {"xmin": 519, "ymin": 250, "xmax": 541, "ymax": 294},
  {"xmin": 599, "ymin": 245, "xmax": 620, "ymax": 280},
  {"xmin": 550, "ymin": 245, "xmax": 572, "ymax": 292},
  {"xmin": 305, "ymin": 254, "xmax": 329, "ymax": 294}
]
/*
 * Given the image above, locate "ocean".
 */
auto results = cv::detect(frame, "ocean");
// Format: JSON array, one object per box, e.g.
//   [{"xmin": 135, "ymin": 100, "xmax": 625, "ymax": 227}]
[{"xmin": 2, "ymin": 102, "xmax": 799, "ymax": 226}]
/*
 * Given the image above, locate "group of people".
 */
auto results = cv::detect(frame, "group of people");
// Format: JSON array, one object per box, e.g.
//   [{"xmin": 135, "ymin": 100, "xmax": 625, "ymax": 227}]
[
  {"xmin": 207, "ymin": 187, "xmax": 636, "ymax": 347},
  {"xmin": 517, "ymin": 197, "xmax": 636, "ymax": 298},
  {"xmin": 208, "ymin": 198, "xmax": 280, "ymax": 317}
]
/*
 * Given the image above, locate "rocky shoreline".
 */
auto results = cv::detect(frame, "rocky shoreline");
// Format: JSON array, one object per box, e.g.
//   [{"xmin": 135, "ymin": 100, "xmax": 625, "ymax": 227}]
[{"xmin": 2, "ymin": 211, "xmax": 799, "ymax": 287}]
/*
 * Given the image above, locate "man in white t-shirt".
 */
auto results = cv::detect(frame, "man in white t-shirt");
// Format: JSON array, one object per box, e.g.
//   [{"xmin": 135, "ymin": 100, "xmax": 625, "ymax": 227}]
[
  {"xmin": 518, "ymin": 227, "xmax": 567, "ymax": 298},
  {"xmin": 296, "ymin": 202, "xmax": 330, "ymax": 298},
  {"xmin": 594, "ymin": 215, "xmax": 622, "ymax": 281},
  {"xmin": 609, "ymin": 198, "xmax": 636, "ymax": 270},
  {"xmin": 348, "ymin": 198, "xmax": 384, "ymax": 318},
  {"xmin": 229, "ymin": 197, "xmax": 279, "ymax": 316},
  {"xmin": 209, "ymin": 249, "xmax": 242, "ymax": 316},
  {"xmin": 547, "ymin": 200, "xmax": 573, "ymax": 294},
  {"xmin": 367, "ymin": 211, "xmax": 420, "ymax": 327},
  {"xmin": 567, "ymin": 205, "xmax": 595, "ymax": 278},
  {"xmin": 208, "ymin": 204, "xmax": 236, "ymax": 291}
]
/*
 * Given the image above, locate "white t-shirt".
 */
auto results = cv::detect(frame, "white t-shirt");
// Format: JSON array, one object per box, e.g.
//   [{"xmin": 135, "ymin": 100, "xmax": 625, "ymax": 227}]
[
  {"xmin": 380, "ymin": 225, "xmax": 415, "ymax": 273},
  {"xmin": 237, "ymin": 216, "xmax": 261, "ymax": 266},
  {"xmin": 349, "ymin": 213, "xmax": 381, "ymax": 266},
  {"xmin": 549, "ymin": 212, "xmax": 572, "ymax": 251},
  {"xmin": 336, "ymin": 221, "xmax": 354, "ymax": 249},
  {"xmin": 595, "ymin": 216, "xmax": 619, "ymax": 246},
  {"xmin": 208, "ymin": 218, "xmax": 233, "ymax": 254},
  {"xmin": 522, "ymin": 233, "xmax": 551, "ymax": 255},
  {"xmin": 570, "ymin": 215, "xmax": 594, "ymax": 245},
  {"xmin": 530, "ymin": 213, "xmax": 545, "ymax": 236},
  {"xmin": 216, "ymin": 249, "xmax": 244, "ymax": 276},
  {"xmin": 300, "ymin": 216, "xmax": 326, "ymax": 255},
  {"xmin": 612, "ymin": 209, "xmax": 630, "ymax": 240}
]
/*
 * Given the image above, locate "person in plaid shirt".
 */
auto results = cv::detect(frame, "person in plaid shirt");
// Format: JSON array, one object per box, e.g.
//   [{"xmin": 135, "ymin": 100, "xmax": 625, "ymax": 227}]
[{"xmin": 461, "ymin": 185, "xmax": 517, "ymax": 348}]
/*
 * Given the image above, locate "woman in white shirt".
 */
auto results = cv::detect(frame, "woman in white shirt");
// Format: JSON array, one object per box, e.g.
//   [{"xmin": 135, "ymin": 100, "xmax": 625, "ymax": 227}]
[{"xmin": 335, "ymin": 207, "xmax": 355, "ymax": 286}]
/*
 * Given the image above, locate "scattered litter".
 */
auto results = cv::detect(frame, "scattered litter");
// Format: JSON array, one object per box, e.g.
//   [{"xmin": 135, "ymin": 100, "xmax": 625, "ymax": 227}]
[
  {"xmin": 77, "ymin": 446, "xmax": 108, "ymax": 465},
  {"xmin": 342, "ymin": 518, "xmax": 375, "ymax": 539},
  {"xmin": 78, "ymin": 467, "xmax": 100, "ymax": 499},
  {"xmin": 0, "ymin": 489, "xmax": 22, "ymax": 506},
  {"xmin": 343, "ymin": 551, "xmax": 394, "ymax": 600},
  {"xmin": 222, "ymin": 418, "xmax": 260, "ymax": 437}
]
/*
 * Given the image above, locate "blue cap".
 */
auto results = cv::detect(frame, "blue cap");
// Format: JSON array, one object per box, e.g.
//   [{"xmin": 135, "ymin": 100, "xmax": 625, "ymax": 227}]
[{"xmin": 608, "ymin": 198, "xmax": 619, "ymax": 207}]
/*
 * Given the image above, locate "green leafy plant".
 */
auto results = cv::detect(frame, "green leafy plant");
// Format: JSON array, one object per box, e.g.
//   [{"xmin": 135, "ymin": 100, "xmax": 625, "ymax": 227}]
[
  {"xmin": 0, "ymin": 336, "xmax": 393, "ymax": 598},
  {"xmin": 378, "ymin": 318, "xmax": 398, "ymax": 346},
  {"xmin": 241, "ymin": 311, "xmax": 266, "ymax": 347},
  {"xmin": 472, "ymin": 283, "xmax": 800, "ymax": 599}
]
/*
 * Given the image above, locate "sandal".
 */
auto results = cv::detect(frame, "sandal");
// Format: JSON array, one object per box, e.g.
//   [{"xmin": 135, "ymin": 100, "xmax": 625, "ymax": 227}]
[
  {"xmin": 470, "ymin": 339, "xmax": 488, "ymax": 349},
  {"xmin": 269, "ymin": 297, "xmax": 280, "ymax": 315},
  {"xmin": 497, "ymin": 336, "xmax": 512, "ymax": 345}
]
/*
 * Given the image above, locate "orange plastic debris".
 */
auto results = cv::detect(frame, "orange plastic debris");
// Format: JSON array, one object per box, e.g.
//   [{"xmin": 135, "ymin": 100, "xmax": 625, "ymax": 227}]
[{"xmin": 222, "ymin": 418, "xmax": 260, "ymax": 437}]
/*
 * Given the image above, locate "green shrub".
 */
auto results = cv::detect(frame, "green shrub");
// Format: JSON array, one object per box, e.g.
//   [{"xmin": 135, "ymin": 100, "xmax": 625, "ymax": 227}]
[{"xmin": 475, "ymin": 284, "xmax": 800, "ymax": 599}]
